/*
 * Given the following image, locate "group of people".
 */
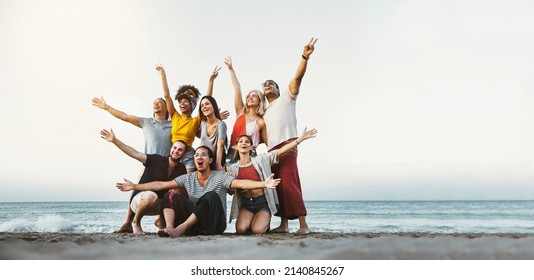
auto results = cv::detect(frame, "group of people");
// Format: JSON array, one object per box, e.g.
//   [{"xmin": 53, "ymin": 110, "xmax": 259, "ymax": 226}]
[{"xmin": 93, "ymin": 37, "xmax": 319, "ymax": 237}]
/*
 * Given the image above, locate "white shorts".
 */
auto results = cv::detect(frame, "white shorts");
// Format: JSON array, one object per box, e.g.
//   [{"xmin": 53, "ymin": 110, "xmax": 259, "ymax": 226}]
[{"xmin": 130, "ymin": 191, "xmax": 161, "ymax": 215}]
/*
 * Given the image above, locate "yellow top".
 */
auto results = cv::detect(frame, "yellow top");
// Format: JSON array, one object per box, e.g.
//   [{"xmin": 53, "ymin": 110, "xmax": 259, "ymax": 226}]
[{"xmin": 171, "ymin": 112, "xmax": 201, "ymax": 147}]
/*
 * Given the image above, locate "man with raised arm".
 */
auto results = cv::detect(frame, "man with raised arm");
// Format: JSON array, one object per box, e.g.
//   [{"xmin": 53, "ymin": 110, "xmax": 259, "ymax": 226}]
[
  {"xmin": 117, "ymin": 146, "xmax": 280, "ymax": 237},
  {"xmin": 101, "ymin": 128, "xmax": 187, "ymax": 235},
  {"xmin": 262, "ymin": 37, "xmax": 318, "ymax": 235}
]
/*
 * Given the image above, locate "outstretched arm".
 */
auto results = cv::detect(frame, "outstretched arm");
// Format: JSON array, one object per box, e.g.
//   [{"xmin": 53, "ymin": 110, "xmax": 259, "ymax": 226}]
[
  {"xmin": 276, "ymin": 127, "xmax": 317, "ymax": 157},
  {"xmin": 289, "ymin": 37, "xmax": 318, "ymax": 96},
  {"xmin": 116, "ymin": 178, "xmax": 179, "ymax": 192},
  {"xmin": 230, "ymin": 174, "xmax": 280, "ymax": 190},
  {"xmin": 156, "ymin": 64, "xmax": 177, "ymax": 117},
  {"xmin": 100, "ymin": 128, "xmax": 147, "ymax": 164},
  {"xmin": 206, "ymin": 65, "xmax": 221, "ymax": 97},
  {"xmin": 224, "ymin": 56, "xmax": 245, "ymax": 115},
  {"xmin": 91, "ymin": 96, "xmax": 141, "ymax": 127}
]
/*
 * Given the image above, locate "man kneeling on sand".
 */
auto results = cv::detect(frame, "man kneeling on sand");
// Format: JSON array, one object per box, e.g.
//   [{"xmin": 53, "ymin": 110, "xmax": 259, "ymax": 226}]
[{"xmin": 116, "ymin": 146, "xmax": 280, "ymax": 237}]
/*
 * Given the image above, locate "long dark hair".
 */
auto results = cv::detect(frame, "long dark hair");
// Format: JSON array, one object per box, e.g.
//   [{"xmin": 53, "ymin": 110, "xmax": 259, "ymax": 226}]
[{"xmin": 199, "ymin": 96, "xmax": 222, "ymax": 121}]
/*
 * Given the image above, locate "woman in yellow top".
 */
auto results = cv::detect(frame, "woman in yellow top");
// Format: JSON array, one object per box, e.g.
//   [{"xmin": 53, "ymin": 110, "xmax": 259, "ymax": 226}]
[{"xmin": 157, "ymin": 64, "xmax": 221, "ymax": 173}]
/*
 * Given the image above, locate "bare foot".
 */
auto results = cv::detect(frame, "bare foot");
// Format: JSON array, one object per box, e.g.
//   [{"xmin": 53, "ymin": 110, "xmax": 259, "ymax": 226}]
[
  {"xmin": 270, "ymin": 226, "xmax": 289, "ymax": 234},
  {"xmin": 296, "ymin": 227, "xmax": 310, "ymax": 235},
  {"xmin": 157, "ymin": 226, "xmax": 174, "ymax": 237},
  {"xmin": 132, "ymin": 222, "xmax": 144, "ymax": 235},
  {"xmin": 165, "ymin": 224, "xmax": 187, "ymax": 237},
  {"xmin": 157, "ymin": 230, "xmax": 170, "ymax": 237},
  {"xmin": 154, "ymin": 216, "xmax": 165, "ymax": 229},
  {"xmin": 113, "ymin": 223, "xmax": 133, "ymax": 233}
]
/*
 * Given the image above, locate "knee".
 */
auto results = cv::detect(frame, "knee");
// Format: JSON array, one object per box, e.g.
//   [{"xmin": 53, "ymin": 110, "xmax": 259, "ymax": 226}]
[
  {"xmin": 235, "ymin": 224, "xmax": 249, "ymax": 235},
  {"xmin": 140, "ymin": 192, "xmax": 157, "ymax": 203},
  {"xmin": 250, "ymin": 224, "xmax": 268, "ymax": 235}
]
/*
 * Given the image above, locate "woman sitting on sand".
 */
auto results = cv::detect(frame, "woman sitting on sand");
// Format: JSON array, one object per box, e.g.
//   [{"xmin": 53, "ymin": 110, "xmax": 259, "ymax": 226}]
[
  {"xmin": 223, "ymin": 56, "xmax": 268, "ymax": 165},
  {"xmin": 227, "ymin": 127, "xmax": 317, "ymax": 234}
]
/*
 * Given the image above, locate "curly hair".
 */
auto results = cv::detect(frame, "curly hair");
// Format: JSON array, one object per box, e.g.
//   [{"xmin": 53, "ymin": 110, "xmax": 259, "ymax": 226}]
[{"xmin": 176, "ymin": 85, "xmax": 201, "ymax": 100}]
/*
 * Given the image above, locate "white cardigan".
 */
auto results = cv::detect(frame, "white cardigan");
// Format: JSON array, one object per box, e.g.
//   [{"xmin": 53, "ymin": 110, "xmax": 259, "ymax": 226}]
[{"xmin": 227, "ymin": 151, "xmax": 280, "ymax": 223}]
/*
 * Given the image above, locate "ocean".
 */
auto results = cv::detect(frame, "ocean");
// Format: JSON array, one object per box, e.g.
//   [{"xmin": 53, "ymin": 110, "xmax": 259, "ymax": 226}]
[{"xmin": 1, "ymin": 200, "xmax": 533, "ymax": 234}]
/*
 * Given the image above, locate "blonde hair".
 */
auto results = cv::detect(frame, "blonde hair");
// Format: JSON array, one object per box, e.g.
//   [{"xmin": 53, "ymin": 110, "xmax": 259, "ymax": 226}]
[{"xmin": 243, "ymin": 89, "xmax": 265, "ymax": 117}]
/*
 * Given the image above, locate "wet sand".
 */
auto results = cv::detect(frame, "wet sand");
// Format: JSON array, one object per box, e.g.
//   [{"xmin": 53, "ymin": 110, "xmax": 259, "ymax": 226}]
[{"xmin": 2, "ymin": 232, "xmax": 534, "ymax": 260}]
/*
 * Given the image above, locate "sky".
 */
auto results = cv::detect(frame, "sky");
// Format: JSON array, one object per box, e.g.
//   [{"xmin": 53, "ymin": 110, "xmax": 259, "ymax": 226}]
[{"xmin": 1, "ymin": 0, "xmax": 534, "ymax": 202}]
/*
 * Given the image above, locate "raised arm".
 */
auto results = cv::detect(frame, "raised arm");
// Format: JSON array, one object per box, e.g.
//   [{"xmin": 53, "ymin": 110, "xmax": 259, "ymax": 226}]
[
  {"xmin": 205, "ymin": 65, "xmax": 221, "ymax": 97},
  {"xmin": 224, "ymin": 56, "xmax": 245, "ymax": 115},
  {"xmin": 156, "ymin": 64, "xmax": 177, "ymax": 117},
  {"xmin": 276, "ymin": 127, "xmax": 317, "ymax": 157},
  {"xmin": 91, "ymin": 96, "xmax": 141, "ymax": 127},
  {"xmin": 289, "ymin": 37, "xmax": 318, "ymax": 96},
  {"xmin": 116, "ymin": 178, "xmax": 179, "ymax": 192},
  {"xmin": 230, "ymin": 174, "xmax": 280, "ymax": 190},
  {"xmin": 100, "ymin": 128, "xmax": 147, "ymax": 164}
]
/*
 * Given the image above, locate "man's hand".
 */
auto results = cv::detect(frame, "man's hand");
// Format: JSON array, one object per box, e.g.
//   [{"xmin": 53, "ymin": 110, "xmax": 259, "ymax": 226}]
[
  {"xmin": 92, "ymin": 96, "xmax": 108, "ymax": 110},
  {"xmin": 303, "ymin": 37, "xmax": 318, "ymax": 58},
  {"xmin": 116, "ymin": 179, "xmax": 135, "ymax": 192},
  {"xmin": 100, "ymin": 128, "xmax": 116, "ymax": 142}
]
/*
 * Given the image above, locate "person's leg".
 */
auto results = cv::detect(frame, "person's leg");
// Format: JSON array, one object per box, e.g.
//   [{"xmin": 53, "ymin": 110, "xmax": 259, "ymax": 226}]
[
  {"xmin": 296, "ymin": 215, "xmax": 309, "ymax": 235},
  {"xmin": 182, "ymin": 147, "xmax": 196, "ymax": 173},
  {"xmin": 160, "ymin": 191, "xmax": 192, "ymax": 237},
  {"xmin": 131, "ymin": 191, "xmax": 158, "ymax": 235},
  {"xmin": 192, "ymin": 192, "xmax": 226, "ymax": 235},
  {"xmin": 250, "ymin": 211, "xmax": 272, "ymax": 234},
  {"xmin": 114, "ymin": 207, "xmax": 134, "ymax": 233},
  {"xmin": 273, "ymin": 143, "xmax": 307, "ymax": 233},
  {"xmin": 165, "ymin": 213, "xmax": 199, "ymax": 237},
  {"xmin": 236, "ymin": 209, "xmax": 254, "ymax": 235}
]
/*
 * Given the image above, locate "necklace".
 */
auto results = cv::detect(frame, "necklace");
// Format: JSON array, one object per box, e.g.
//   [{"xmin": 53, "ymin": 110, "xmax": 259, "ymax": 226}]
[{"xmin": 239, "ymin": 160, "xmax": 252, "ymax": 168}]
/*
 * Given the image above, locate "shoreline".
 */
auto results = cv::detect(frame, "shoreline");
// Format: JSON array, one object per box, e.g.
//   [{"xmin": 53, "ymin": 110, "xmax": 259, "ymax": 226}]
[{"xmin": 2, "ymin": 232, "xmax": 534, "ymax": 259}]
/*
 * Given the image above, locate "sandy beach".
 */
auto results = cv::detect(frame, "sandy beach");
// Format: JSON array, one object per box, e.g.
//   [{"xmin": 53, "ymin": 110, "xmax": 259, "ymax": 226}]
[{"xmin": 1, "ymin": 232, "xmax": 534, "ymax": 260}]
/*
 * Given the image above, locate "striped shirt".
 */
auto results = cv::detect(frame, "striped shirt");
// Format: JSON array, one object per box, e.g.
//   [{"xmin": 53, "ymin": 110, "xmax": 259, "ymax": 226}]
[{"xmin": 174, "ymin": 171, "xmax": 235, "ymax": 215}]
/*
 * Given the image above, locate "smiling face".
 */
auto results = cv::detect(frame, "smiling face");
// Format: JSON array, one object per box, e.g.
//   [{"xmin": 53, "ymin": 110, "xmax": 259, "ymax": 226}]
[
  {"xmin": 200, "ymin": 98, "xmax": 214, "ymax": 117},
  {"xmin": 262, "ymin": 80, "xmax": 279, "ymax": 99},
  {"xmin": 178, "ymin": 96, "xmax": 193, "ymax": 115},
  {"xmin": 169, "ymin": 141, "xmax": 187, "ymax": 162},
  {"xmin": 234, "ymin": 135, "xmax": 254, "ymax": 162},
  {"xmin": 153, "ymin": 98, "xmax": 168, "ymax": 118},
  {"xmin": 193, "ymin": 146, "xmax": 213, "ymax": 172},
  {"xmin": 246, "ymin": 90, "xmax": 261, "ymax": 107}
]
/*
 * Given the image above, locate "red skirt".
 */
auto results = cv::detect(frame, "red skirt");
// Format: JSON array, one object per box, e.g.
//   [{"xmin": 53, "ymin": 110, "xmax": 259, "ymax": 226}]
[{"xmin": 270, "ymin": 140, "xmax": 306, "ymax": 219}]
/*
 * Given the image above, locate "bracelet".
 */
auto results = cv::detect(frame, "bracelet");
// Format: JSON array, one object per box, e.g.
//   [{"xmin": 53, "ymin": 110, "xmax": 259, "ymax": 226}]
[
  {"xmin": 296, "ymin": 139, "xmax": 301, "ymax": 145},
  {"xmin": 301, "ymin": 54, "xmax": 309, "ymax": 60},
  {"xmin": 105, "ymin": 105, "xmax": 110, "ymax": 110}
]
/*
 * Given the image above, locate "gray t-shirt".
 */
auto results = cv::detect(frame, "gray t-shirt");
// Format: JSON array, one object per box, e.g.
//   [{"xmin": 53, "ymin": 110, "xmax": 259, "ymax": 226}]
[
  {"xmin": 199, "ymin": 120, "xmax": 227, "ymax": 156},
  {"xmin": 139, "ymin": 117, "xmax": 172, "ymax": 156},
  {"xmin": 174, "ymin": 171, "xmax": 235, "ymax": 215}
]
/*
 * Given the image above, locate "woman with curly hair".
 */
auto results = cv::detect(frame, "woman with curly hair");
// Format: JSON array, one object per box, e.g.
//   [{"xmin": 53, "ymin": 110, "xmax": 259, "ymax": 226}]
[{"xmin": 157, "ymin": 64, "xmax": 221, "ymax": 173}]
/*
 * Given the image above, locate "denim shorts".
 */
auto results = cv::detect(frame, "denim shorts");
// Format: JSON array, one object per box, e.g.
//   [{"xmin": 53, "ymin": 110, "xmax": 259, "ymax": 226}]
[
  {"xmin": 240, "ymin": 194, "xmax": 271, "ymax": 215},
  {"xmin": 180, "ymin": 146, "xmax": 195, "ymax": 170}
]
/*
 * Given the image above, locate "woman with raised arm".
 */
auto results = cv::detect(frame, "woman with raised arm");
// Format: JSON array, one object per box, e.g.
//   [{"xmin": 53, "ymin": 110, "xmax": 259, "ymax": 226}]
[
  {"xmin": 224, "ymin": 57, "xmax": 268, "ymax": 165},
  {"xmin": 227, "ymin": 127, "xmax": 317, "ymax": 235},
  {"xmin": 157, "ymin": 64, "xmax": 221, "ymax": 173}
]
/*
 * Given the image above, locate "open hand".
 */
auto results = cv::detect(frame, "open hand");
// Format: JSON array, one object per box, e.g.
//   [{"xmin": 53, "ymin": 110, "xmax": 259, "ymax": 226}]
[
  {"xmin": 100, "ymin": 128, "xmax": 115, "ymax": 142},
  {"xmin": 116, "ymin": 178, "xmax": 134, "ymax": 192},
  {"xmin": 265, "ymin": 174, "xmax": 281, "ymax": 189}
]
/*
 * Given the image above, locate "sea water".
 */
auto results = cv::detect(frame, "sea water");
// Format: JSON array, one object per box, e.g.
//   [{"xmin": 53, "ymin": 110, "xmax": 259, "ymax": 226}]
[{"xmin": 1, "ymin": 200, "xmax": 533, "ymax": 234}]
